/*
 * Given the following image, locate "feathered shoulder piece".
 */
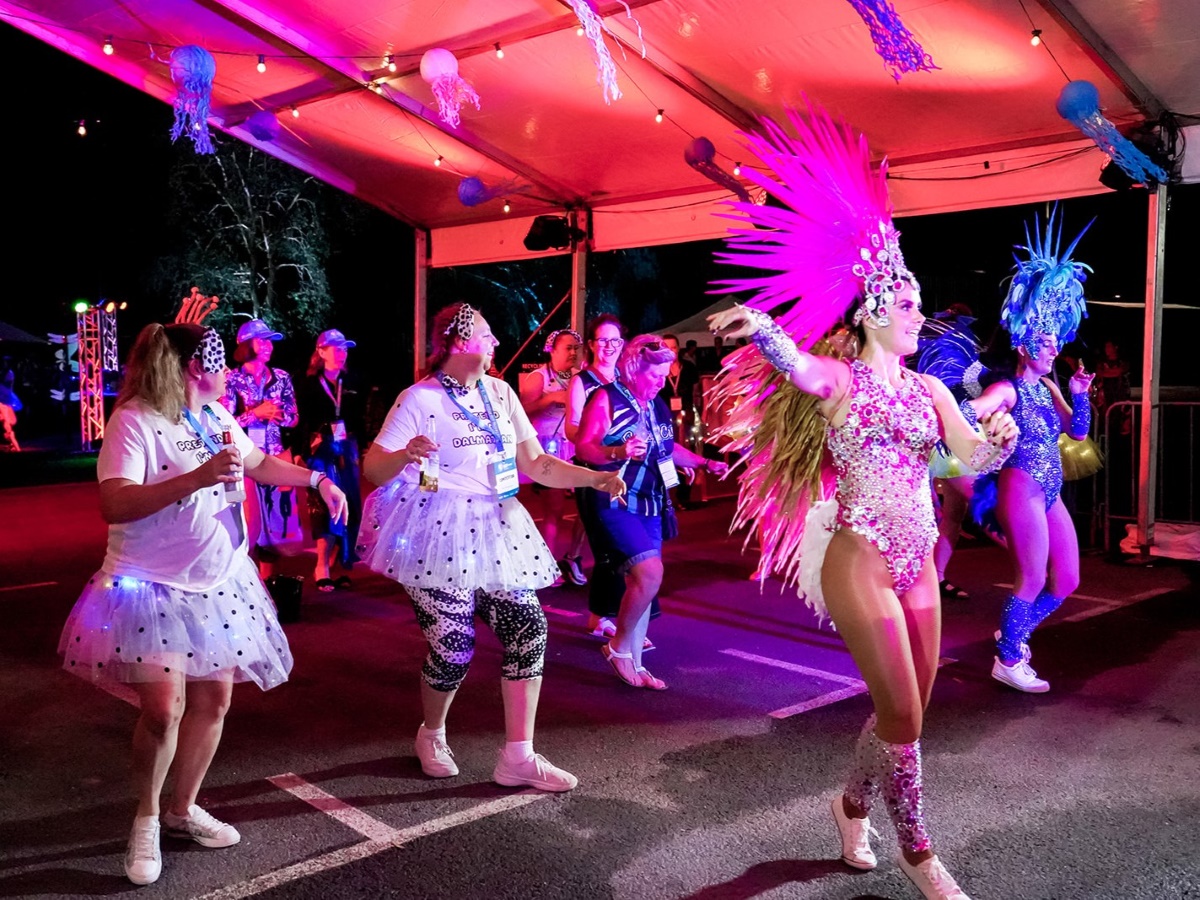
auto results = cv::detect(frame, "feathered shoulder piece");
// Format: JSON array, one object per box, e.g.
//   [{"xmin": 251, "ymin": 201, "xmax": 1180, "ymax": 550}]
[
  {"xmin": 1001, "ymin": 205, "xmax": 1093, "ymax": 352},
  {"xmin": 706, "ymin": 336, "xmax": 847, "ymax": 587},
  {"xmin": 915, "ymin": 314, "xmax": 987, "ymax": 401},
  {"xmin": 712, "ymin": 100, "xmax": 914, "ymax": 345}
]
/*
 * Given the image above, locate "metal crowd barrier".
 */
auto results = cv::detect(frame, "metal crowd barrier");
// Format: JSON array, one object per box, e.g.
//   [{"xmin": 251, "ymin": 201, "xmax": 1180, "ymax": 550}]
[{"xmin": 1098, "ymin": 400, "xmax": 1200, "ymax": 553}]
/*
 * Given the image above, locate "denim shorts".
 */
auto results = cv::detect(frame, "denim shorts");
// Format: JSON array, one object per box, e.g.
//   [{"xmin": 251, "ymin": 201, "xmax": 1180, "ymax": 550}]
[{"xmin": 591, "ymin": 501, "xmax": 662, "ymax": 575}]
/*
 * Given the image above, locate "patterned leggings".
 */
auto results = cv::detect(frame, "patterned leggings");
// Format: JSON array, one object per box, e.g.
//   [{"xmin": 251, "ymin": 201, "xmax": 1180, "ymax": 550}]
[{"xmin": 405, "ymin": 585, "xmax": 547, "ymax": 692}]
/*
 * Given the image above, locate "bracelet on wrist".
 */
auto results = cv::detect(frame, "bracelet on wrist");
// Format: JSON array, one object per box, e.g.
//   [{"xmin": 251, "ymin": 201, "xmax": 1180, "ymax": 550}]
[{"xmin": 309, "ymin": 470, "xmax": 328, "ymax": 489}]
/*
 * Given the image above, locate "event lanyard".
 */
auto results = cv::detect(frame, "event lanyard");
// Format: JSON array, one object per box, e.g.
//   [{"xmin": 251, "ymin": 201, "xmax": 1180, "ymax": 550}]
[
  {"xmin": 613, "ymin": 382, "xmax": 663, "ymax": 459},
  {"xmin": 442, "ymin": 380, "xmax": 508, "ymax": 456},
  {"xmin": 667, "ymin": 369, "xmax": 680, "ymax": 396},
  {"xmin": 181, "ymin": 406, "xmax": 225, "ymax": 456},
  {"xmin": 320, "ymin": 374, "xmax": 342, "ymax": 417}
]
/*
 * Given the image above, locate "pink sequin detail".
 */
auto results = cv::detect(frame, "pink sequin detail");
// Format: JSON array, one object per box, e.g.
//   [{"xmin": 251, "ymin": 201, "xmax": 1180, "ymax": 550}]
[{"xmin": 827, "ymin": 360, "xmax": 939, "ymax": 593}]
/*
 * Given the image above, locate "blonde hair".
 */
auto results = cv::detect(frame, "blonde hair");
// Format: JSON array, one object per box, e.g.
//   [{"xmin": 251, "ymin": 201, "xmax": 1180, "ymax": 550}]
[
  {"xmin": 619, "ymin": 334, "xmax": 676, "ymax": 382},
  {"xmin": 117, "ymin": 323, "xmax": 191, "ymax": 423}
]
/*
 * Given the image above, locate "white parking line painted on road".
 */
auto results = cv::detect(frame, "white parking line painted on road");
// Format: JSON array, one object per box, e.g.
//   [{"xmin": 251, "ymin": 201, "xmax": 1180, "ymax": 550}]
[
  {"xmin": 197, "ymin": 792, "xmax": 548, "ymax": 900},
  {"xmin": 720, "ymin": 649, "xmax": 863, "ymax": 687},
  {"xmin": 267, "ymin": 773, "xmax": 399, "ymax": 842},
  {"xmin": 0, "ymin": 580, "xmax": 58, "ymax": 593},
  {"xmin": 769, "ymin": 684, "xmax": 869, "ymax": 719},
  {"xmin": 1059, "ymin": 587, "xmax": 1173, "ymax": 622}
]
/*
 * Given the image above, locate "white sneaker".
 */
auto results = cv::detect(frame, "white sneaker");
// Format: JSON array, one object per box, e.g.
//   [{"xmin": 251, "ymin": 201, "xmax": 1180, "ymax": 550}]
[
  {"xmin": 415, "ymin": 725, "xmax": 459, "ymax": 778},
  {"xmin": 991, "ymin": 656, "xmax": 1049, "ymax": 693},
  {"xmin": 898, "ymin": 854, "xmax": 972, "ymax": 900},
  {"xmin": 493, "ymin": 752, "xmax": 578, "ymax": 792},
  {"xmin": 993, "ymin": 630, "xmax": 1031, "ymax": 663},
  {"xmin": 830, "ymin": 795, "xmax": 877, "ymax": 870},
  {"xmin": 162, "ymin": 804, "xmax": 241, "ymax": 848},
  {"xmin": 124, "ymin": 815, "xmax": 162, "ymax": 885}
]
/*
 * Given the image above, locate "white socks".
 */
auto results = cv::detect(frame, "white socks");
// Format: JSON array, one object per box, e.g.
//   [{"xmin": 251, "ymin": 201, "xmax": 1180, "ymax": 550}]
[{"xmin": 502, "ymin": 740, "xmax": 535, "ymax": 763}]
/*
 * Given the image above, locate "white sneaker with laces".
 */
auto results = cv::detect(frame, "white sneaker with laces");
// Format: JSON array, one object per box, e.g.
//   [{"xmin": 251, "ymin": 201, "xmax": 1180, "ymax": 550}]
[
  {"xmin": 993, "ymin": 630, "xmax": 1031, "ymax": 663},
  {"xmin": 415, "ymin": 726, "xmax": 459, "ymax": 778},
  {"xmin": 162, "ymin": 804, "xmax": 241, "ymax": 848},
  {"xmin": 830, "ymin": 801, "xmax": 878, "ymax": 868},
  {"xmin": 493, "ymin": 752, "xmax": 578, "ymax": 792},
  {"xmin": 991, "ymin": 656, "xmax": 1049, "ymax": 693},
  {"xmin": 898, "ymin": 854, "xmax": 972, "ymax": 900},
  {"xmin": 124, "ymin": 815, "xmax": 162, "ymax": 885},
  {"xmin": 830, "ymin": 795, "xmax": 877, "ymax": 870}
]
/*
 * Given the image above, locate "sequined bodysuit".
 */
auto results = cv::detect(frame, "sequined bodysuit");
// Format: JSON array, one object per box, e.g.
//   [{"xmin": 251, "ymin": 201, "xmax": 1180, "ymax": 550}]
[
  {"xmin": 1005, "ymin": 377, "xmax": 1062, "ymax": 509},
  {"xmin": 826, "ymin": 360, "xmax": 941, "ymax": 594}
]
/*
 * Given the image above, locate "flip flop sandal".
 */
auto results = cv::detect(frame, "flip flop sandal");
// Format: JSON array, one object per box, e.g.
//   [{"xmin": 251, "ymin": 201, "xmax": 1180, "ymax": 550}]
[
  {"xmin": 635, "ymin": 666, "xmax": 668, "ymax": 691},
  {"xmin": 316, "ymin": 578, "xmax": 337, "ymax": 593},
  {"xmin": 589, "ymin": 618, "xmax": 617, "ymax": 639},
  {"xmin": 938, "ymin": 580, "xmax": 970, "ymax": 600}
]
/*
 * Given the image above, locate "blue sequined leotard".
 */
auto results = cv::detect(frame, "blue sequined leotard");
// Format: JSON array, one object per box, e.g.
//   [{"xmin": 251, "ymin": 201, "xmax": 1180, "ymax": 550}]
[{"xmin": 1004, "ymin": 378, "xmax": 1062, "ymax": 509}]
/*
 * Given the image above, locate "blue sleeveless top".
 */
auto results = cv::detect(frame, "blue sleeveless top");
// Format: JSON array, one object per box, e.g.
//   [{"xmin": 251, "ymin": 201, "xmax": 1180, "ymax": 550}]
[{"xmin": 589, "ymin": 382, "xmax": 675, "ymax": 516}]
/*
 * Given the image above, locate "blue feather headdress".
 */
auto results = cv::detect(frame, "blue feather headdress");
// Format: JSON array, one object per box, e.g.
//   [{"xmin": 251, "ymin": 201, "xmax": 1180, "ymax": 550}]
[{"xmin": 1001, "ymin": 206, "xmax": 1093, "ymax": 353}]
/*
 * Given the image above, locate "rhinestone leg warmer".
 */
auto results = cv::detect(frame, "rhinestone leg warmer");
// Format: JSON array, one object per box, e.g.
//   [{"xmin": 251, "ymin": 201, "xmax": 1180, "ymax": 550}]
[
  {"xmin": 1026, "ymin": 589, "xmax": 1063, "ymax": 639},
  {"xmin": 843, "ymin": 713, "xmax": 880, "ymax": 814},
  {"xmin": 879, "ymin": 738, "xmax": 932, "ymax": 855},
  {"xmin": 997, "ymin": 593, "xmax": 1034, "ymax": 663}
]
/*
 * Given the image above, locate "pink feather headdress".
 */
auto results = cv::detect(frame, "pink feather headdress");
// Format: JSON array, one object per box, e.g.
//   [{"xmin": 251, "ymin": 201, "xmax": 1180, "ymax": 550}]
[{"xmin": 713, "ymin": 101, "xmax": 916, "ymax": 344}]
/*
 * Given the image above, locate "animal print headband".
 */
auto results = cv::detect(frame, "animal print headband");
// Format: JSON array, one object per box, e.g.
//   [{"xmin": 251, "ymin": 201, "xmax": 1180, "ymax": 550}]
[
  {"xmin": 543, "ymin": 329, "xmax": 582, "ymax": 354},
  {"xmin": 444, "ymin": 303, "xmax": 476, "ymax": 341}
]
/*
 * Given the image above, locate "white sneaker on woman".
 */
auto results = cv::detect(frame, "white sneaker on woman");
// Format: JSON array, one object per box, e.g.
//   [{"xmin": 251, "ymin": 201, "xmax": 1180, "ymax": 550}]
[
  {"xmin": 162, "ymin": 804, "xmax": 240, "ymax": 848},
  {"xmin": 830, "ymin": 795, "xmax": 877, "ymax": 870},
  {"xmin": 898, "ymin": 854, "xmax": 972, "ymax": 900},
  {"xmin": 415, "ymin": 725, "xmax": 459, "ymax": 778},
  {"xmin": 991, "ymin": 656, "xmax": 1049, "ymax": 693},
  {"xmin": 124, "ymin": 815, "xmax": 162, "ymax": 885}
]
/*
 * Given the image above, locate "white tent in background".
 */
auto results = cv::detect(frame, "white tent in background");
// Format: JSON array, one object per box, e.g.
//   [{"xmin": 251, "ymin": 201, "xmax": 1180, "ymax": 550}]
[{"xmin": 659, "ymin": 298, "xmax": 740, "ymax": 347}]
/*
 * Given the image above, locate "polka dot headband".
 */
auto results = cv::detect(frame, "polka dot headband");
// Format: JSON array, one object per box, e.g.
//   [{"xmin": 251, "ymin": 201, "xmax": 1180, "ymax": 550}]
[
  {"xmin": 165, "ymin": 324, "xmax": 225, "ymax": 374},
  {"xmin": 543, "ymin": 329, "xmax": 582, "ymax": 354},
  {"xmin": 444, "ymin": 303, "xmax": 476, "ymax": 341}
]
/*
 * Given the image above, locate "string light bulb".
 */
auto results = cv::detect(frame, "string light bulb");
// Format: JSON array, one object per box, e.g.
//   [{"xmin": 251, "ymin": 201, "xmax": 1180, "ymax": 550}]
[
  {"xmin": 1030, "ymin": 29, "xmax": 1042, "ymax": 46},
  {"xmin": 102, "ymin": 36, "xmax": 114, "ymax": 56},
  {"xmin": 576, "ymin": 26, "xmax": 584, "ymax": 36},
  {"xmin": 494, "ymin": 42, "xmax": 504, "ymax": 59},
  {"xmin": 385, "ymin": 53, "xmax": 396, "ymax": 72},
  {"xmin": 733, "ymin": 162, "xmax": 742, "ymax": 176},
  {"xmin": 257, "ymin": 54, "xmax": 267, "ymax": 73},
  {"xmin": 76, "ymin": 120, "xmax": 87, "ymax": 137},
  {"xmin": 655, "ymin": 109, "xmax": 664, "ymax": 124},
  {"xmin": 434, "ymin": 155, "xmax": 443, "ymax": 167},
  {"xmin": 291, "ymin": 106, "xmax": 300, "ymax": 118},
  {"xmin": 503, "ymin": 199, "xmax": 511, "ymax": 214}
]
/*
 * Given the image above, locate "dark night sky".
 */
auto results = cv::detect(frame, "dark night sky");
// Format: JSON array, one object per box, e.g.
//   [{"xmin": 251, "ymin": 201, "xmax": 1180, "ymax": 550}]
[{"xmin": 4, "ymin": 20, "xmax": 1197, "ymax": 392}]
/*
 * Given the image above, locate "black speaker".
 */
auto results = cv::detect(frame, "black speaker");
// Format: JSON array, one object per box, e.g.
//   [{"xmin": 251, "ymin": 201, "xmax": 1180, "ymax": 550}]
[
  {"xmin": 266, "ymin": 575, "xmax": 304, "ymax": 623},
  {"xmin": 523, "ymin": 216, "xmax": 585, "ymax": 251},
  {"xmin": 1099, "ymin": 157, "xmax": 1137, "ymax": 191}
]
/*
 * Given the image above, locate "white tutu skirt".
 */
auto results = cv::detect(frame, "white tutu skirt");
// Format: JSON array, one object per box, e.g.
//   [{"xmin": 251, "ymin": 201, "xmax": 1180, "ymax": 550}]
[
  {"xmin": 795, "ymin": 499, "xmax": 839, "ymax": 626},
  {"xmin": 358, "ymin": 481, "xmax": 559, "ymax": 592},
  {"xmin": 59, "ymin": 554, "xmax": 292, "ymax": 690}
]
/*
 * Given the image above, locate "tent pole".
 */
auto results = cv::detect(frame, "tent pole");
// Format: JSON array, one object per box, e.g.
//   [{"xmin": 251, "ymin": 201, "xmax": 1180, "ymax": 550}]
[
  {"xmin": 414, "ymin": 227, "xmax": 429, "ymax": 382},
  {"xmin": 1135, "ymin": 183, "xmax": 1167, "ymax": 555},
  {"xmin": 570, "ymin": 208, "xmax": 590, "ymax": 336}
]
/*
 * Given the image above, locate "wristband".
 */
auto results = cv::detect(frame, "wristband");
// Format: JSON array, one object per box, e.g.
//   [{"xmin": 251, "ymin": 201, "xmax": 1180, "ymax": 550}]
[
  {"xmin": 968, "ymin": 438, "xmax": 1012, "ymax": 475},
  {"xmin": 309, "ymin": 470, "xmax": 327, "ymax": 489},
  {"xmin": 747, "ymin": 308, "xmax": 802, "ymax": 375},
  {"xmin": 1069, "ymin": 395, "xmax": 1091, "ymax": 437}
]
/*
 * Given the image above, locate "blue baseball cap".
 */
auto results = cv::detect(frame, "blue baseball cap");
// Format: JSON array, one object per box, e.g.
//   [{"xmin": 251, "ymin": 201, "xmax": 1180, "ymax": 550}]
[
  {"xmin": 237, "ymin": 319, "xmax": 284, "ymax": 343},
  {"xmin": 317, "ymin": 328, "xmax": 356, "ymax": 349}
]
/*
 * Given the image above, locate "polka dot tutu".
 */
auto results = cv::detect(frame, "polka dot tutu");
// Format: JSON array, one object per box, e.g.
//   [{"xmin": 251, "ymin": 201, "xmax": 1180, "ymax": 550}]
[
  {"xmin": 358, "ymin": 481, "xmax": 560, "ymax": 593},
  {"xmin": 59, "ymin": 555, "xmax": 292, "ymax": 689}
]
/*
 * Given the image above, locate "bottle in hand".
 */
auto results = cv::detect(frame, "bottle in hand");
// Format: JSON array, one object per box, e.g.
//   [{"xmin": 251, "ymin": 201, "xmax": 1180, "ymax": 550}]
[
  {"xmin": 419, "ymin": 415, "xmax": 440, "ymax": 493},
  {"xmin": 222, "ymin": 430, "xmax": 247, "ymax": 503}
]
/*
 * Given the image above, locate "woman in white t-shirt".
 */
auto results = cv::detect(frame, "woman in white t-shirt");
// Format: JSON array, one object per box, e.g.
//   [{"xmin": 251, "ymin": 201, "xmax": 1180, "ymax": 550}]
[
  {"xmin": 360, "ymin": 303, "xmax": 625, "ymax": 794},
  {"xmin": 59, "ymin": 321, "xmax": 347, "ymax": 887},
  {"xmin": 519, "ymin": 328, "xmax": 589, "ymax": 585}
]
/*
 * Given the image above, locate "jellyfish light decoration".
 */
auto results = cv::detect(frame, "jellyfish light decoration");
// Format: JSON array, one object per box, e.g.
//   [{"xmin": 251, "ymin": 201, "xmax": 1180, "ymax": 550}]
[
  {"xmin": 1056, "ymin": 80, "xmax": 1169, "ymax": 187},
  {"xmin": 845, "ymin": 0, "xmax": 937, "ymax": 81},
  {"xmin": 420, "ymin": 48, "xmax": 480, "ymax": 128},
  {"xmin": 565, "ymin": 0, "xmax": 646, "ymax": 104},
  {"xmin": 169, "ymin": 45, "xmax": 216, "ymax": 154},
  {"xmin": 245, "ymin": 110, "xmax": 280, "ymax": 143},
  {"xmin": 457, "ymin": 176, "xmax": 524, "ymax": 208},
  {"xmin": 684, "ymin": 137, "xmax": 750, "ymax": 204}
]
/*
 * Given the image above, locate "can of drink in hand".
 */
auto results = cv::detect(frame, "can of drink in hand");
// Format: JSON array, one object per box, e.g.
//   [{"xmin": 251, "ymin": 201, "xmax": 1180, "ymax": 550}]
[{"xmin": 223, "ymin": 430, "xmax": 247, "ymax": 503}]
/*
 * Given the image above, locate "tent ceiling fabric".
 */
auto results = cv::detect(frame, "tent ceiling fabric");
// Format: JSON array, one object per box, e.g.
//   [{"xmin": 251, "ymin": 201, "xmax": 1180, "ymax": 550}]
[{"xmin": 7, "ymin": 0, "xmax": 1197, "ymax": 266}]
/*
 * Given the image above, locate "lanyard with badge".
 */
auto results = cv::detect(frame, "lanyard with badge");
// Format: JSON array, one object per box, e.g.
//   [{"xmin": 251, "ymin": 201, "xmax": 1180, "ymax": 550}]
[
  {"xmin": 614, "ymin": 383, "xmax": 679, "ymax": 490},
  {"xmin": 442, "ymin": 380, "xmax": 519, "ymax": 500},
  {"xmin": 320, "ymin": 374, "xmax": 347, "ymax": 442},
  {"xmin": 181, "ymin": 406, "xmax": 248, "ymax": 512},
  {"xmin": 666, "ymin": 369, "xmax": 684, "ymax": 412}
]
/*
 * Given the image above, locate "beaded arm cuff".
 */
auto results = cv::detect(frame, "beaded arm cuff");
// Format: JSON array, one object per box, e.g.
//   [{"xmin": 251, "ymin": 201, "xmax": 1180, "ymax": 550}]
[
  {"xmin": 958, "ymin": 399, "xmax": 979, "ymax": 429},
  {"xmin": 968, "ymin": 438, "xmax": 1013, "ymax": 475},
  {"xmin": 1070, "ymin": 394, "xmax": 1091, "ymax": 437},
  {"xmin": 747, "ymin": 308, "xmax": 803, "ymax": 375}
]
